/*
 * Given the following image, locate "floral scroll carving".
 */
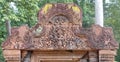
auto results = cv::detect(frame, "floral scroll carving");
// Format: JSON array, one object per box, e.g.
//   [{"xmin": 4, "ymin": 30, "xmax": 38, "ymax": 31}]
[{"xmin": 2, "ymin": 3, "xmax": 118, "ymax": 50}]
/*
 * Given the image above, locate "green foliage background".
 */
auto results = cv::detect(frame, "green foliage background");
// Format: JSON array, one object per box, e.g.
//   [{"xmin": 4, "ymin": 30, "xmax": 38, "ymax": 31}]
[{"xmin": 0, "ymin": 0, "xmax": 120, "ymax": 62}]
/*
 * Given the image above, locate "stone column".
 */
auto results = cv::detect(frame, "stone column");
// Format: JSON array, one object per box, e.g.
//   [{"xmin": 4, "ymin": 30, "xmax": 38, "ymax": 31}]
[
  {"xmin": 3, "ymin": 50, "xmax": 21, "ymax": 62},
  {"xmin": 99, "ymin": 50, "xmax": 116, "ymax": 62},
  {"xmin": 89, "ymin": 51, "xmax": 98, "ymax": 62}
]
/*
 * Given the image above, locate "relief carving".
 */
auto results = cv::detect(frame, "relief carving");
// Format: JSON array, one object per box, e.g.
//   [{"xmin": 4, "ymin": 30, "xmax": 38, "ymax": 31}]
[
  {"xmin": 2, "ymin": 3, "xmax": 118, "ymax": 50},
  {"xmin": 1, "ymin": 3, "xmax": 119, "ymax": 62}
]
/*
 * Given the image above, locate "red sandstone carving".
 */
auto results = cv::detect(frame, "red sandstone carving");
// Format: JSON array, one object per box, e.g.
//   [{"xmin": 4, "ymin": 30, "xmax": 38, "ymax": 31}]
[{"xmin": 2, "ymin": 3, "xmax": 119, "ymax": 62}]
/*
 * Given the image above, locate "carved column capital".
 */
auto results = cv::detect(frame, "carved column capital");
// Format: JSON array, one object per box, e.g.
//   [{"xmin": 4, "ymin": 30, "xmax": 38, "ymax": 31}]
[
  {"xmin": 3, "ymin": 50, "xmax": 21, "ymax": 62},
  {"xmin": 99, "ymin": 50, "xmax": 116, "ymax": 62}
]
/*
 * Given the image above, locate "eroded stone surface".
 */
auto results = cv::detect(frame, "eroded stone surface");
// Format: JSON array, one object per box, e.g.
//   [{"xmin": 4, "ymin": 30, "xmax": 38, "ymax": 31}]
[{"xmin": 2, "ymin": 3, "xmax": 118, "ymax": 50}]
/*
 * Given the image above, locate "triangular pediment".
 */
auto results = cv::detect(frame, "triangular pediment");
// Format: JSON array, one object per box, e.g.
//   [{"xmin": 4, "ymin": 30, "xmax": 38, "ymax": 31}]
[{"xmin": 2, "ymin": 3, "xmax": 118, "ymax": 50}]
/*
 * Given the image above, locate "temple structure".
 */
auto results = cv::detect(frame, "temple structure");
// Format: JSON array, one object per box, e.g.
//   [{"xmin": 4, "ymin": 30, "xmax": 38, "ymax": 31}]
[{"xmin": 2, "ymin": 3, "xmax": 119, "ymax": 62}]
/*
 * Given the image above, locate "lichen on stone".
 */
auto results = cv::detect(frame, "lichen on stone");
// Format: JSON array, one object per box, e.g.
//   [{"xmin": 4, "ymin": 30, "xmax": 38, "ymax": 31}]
[
  {"xmin": 42, "ymin": 3, "xmax": 52, "ymax": 14},
  {"xmin": 72, "ymin": 6, "xmax": 80, "ymax": 13}
]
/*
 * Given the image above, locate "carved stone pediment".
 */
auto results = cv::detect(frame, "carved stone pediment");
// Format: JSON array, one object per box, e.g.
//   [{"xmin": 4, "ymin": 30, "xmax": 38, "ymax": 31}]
[{"xmin": 2, "ymin": 3, "xmax": 119, "ymax": 50}]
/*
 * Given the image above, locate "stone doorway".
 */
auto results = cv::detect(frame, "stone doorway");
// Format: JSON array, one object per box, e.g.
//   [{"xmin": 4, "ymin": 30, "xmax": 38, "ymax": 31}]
[
  {"xmin": 41, "ymin": 60, "xmax": 75, "ymax": 62},
  {"xmin": 31, "ymin": 50, "xmax": 88, "ymax": 62}
]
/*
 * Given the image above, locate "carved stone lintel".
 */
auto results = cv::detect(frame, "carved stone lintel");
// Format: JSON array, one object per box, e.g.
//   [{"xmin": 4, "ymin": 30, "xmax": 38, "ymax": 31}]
[
  {"xmin": 99, "ymin": 50, "xmax": 116, "ymax": 62},
  {"xmin": 3, "ymin": 50, "xmax": 21, "ymax": 62}
]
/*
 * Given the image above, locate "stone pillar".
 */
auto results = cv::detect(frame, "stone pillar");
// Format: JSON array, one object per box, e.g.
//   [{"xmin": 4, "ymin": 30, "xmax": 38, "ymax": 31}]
[
  {"xmin": 99, "ymin": 50, "xmax": 116, "ymax": 62},
  {"xmin": 3, "ymin": 50, "xmax": 21, "ymax": 62},
  {"xmin": 89, "ymin": 51, "xmax": 98, "ymax": 62}
]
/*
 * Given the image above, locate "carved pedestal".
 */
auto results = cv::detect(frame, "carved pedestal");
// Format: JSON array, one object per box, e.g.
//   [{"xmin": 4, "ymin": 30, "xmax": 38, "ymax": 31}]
[
  {"xmin": 99, "ymin": 50, "xmax": 116, "ymax": 62},
  {"xmin": 3, "ymin": 50, "xmax": 21, "ymax": 62}
]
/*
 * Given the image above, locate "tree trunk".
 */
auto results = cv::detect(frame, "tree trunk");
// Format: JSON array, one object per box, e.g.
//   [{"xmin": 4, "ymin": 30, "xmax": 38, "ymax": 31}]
[
  {"xmin": 6, "ymin": 20, "xmax": 11, "ymax": 36},
  {"xmin": 95, "ymin": 0, "xmax": 104, "ymax": 27}
]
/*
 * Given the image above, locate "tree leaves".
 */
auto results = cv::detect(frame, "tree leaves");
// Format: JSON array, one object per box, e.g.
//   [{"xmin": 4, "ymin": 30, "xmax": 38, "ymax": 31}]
[{"xmin": 104, "ymin": 0, "xmax": 120, "ymax": 61}]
